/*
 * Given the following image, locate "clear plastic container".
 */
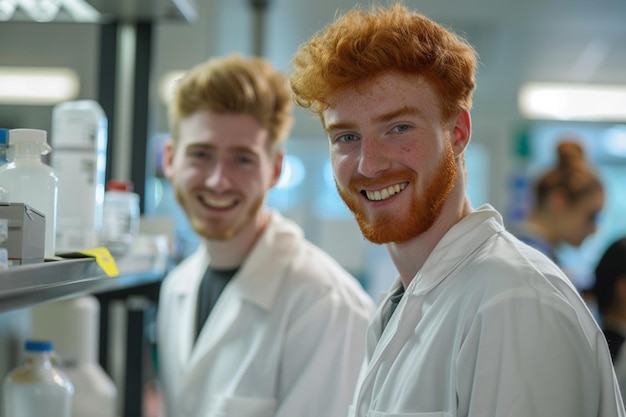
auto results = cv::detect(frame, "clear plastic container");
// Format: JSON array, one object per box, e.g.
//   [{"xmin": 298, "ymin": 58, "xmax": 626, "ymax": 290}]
[
  {"xmin": 0, "ymin": 129, "xmax": 59, "ymax": 258},
  {"xmin": 3, "ymin": 340, "xmax": 74, "ymax": 417},
  {"xmin": 102, "ymin": 180, "xmax": 140, "ymax": 257},
  {"xmin": 51, "ymin": 100, "xmax": 108, "ymax": 252}
]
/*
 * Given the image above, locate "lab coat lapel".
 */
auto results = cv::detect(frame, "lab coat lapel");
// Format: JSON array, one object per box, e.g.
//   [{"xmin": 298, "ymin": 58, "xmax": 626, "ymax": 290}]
[
  {"xmin": 169, "ymin": 246, "xmax": 210, "ymax": 370},
  {"xmin": 187, "ymin": 283, "xmax": 243, "ymax": 369},
  {"xmin": 355, "ymin": 206, "xmax": 505, "ymax": 410},
  {"xmin": 174, "ymin": 290, "xmax": 196, "ymax": 368},
  {"xmin": 233, "ymin": 212, "xmax": 299, "ymax": 310},
  {"xmin": 186, "ymin": 211, "xmax": 299, "ymax": 370},
  {"xmin": 356, "ymin": 277, "xmax": 426, "ymax": 412}
]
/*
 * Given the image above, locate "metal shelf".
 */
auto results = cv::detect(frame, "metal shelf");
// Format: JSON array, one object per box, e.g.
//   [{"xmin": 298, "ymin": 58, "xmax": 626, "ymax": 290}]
[{"xmin": 0, "ymin": 257, "xmax": 164, "ymax": 313}]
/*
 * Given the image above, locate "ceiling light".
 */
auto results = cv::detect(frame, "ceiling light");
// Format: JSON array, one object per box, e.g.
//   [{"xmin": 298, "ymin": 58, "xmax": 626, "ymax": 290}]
[
  {"xmin": 0, "ymin": 0, "xmax": 99, "ymax": 22},
  {"xmin": 519, "ymin": 82, "xmax": 626, "ymax": 122},
  {"xmin": 60, "ymin": 0, "xmax": 98, "ymax": 22},
  {"xmin": 17, "ymin": 0, "xmax": 59, "ymax": 22},
  {"xmin": 0, "ymin": 67, "xmax": 80, "ymax": 105}
]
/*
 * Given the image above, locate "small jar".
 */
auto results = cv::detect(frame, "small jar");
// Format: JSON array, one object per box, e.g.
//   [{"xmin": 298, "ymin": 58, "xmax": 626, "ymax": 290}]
[{"xmin": 101, "ymin": 180, "xmax": 140, "ymax": 257}]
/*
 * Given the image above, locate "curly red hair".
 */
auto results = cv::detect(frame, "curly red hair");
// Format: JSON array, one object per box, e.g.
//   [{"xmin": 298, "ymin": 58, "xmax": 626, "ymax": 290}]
[{"xmin": 290, "ymin": 3, "xmax": 478, "ymax": 120}]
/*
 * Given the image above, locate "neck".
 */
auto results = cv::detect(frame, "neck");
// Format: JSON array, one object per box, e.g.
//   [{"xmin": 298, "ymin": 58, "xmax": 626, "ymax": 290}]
[
  {"xmin": 387, "ymin": 188, "xmax": 472, "ymax": 288},
  {"xmin": 203, "ymin": 209, "xmax": 270, "ymax": 269}
]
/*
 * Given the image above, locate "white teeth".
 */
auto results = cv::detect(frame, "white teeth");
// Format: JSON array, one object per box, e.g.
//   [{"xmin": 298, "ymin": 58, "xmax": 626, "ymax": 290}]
[
  {"xmin": 365, "ymin": 183, "xmax": 406, "ymax": 201},
  {"xmin": 201, "ymin": 195, "xmax": 235, "ymax": 208}
]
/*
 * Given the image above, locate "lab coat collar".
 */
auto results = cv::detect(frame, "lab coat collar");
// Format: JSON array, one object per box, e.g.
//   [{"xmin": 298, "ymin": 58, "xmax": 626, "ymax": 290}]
[
  {"xmin": 376, "ymin": 204, "xmax": 503, "ymax": 302},
  {"xmin": 231, "ymin": 210, "xmax": 302, "ymax": 311},
  {"xmin": 409, "ymin": 204, "xmax": 504, "ymax": 296},
  {"xmin": 358, "ymin": 205, "xmax": 505, "ymax": 406},
  {"xmin": 168, "ymin": 210, "xmax": 302, "ymax": 312},
  {"xmin": 171, "ymin": 211, "xmax": 303, "ymax": 370},
  {"xmin": 371, "ymin": 205, "xmax": 504, "ymax": 344}
]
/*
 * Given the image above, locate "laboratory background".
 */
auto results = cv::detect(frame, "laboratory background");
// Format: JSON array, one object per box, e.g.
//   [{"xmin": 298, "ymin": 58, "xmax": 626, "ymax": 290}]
[{"xmin": 1, "ymin": 0, "xmax": 626, "ymax": 416}]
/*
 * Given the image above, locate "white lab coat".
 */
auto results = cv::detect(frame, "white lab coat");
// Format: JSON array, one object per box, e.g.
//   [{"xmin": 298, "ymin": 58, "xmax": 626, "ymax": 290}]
[
  {"xmin": 350, "ymin": 204, "xmax": 625, "ymax": 417},
  {"xmin": 614, "ymin": 346, "xmax": 626, "ymax": 407},
  {"xmin": 157, "ymin": 211, "xmax": 375, "ymax": 417}
]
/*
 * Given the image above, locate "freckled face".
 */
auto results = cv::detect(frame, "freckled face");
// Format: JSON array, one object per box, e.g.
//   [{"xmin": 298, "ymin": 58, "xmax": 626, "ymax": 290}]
[
  {"xmin": 162, "ymin": 110, "xmax": 282, "ymax": 240},
  {"xmin": 323, "ymin": 72, "xmax": 458, "ymax": 244}
]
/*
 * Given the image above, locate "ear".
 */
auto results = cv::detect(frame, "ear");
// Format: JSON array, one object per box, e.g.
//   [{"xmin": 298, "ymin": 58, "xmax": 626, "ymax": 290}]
[
  {"xmin": 270, "ymin": 149, "xmax": 285, "ymax": 188},
  {"xmin": 547, "ymin": 188, "xmax": 569, "ymax": 212},
  {"xmin": 161, "ymin": 138, "xmax": 176, "ymax": 180},
  {"xmin": 449, "ymin": 109, "xmax": 471, "ymax": 157}
]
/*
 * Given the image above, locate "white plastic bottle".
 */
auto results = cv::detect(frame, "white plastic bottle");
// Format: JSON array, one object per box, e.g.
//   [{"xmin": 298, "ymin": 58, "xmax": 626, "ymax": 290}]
[
  {"xmin": 102, "ymin": 180, "xmax": 140, "ymax": 258},
  {"xmin": 3, "ymin": 340, "xmax": 74, "ymax": 417},
  {"xmin": 0, "ymin": 129, "xmax": 59, "ymax": 258},
  {"xmin": 31, "ymin": 296, "xmax": 117, "ymax": 417},
  {"xmin": 51, "ymin": 100, "xmax": 108, "ymax": 252}
]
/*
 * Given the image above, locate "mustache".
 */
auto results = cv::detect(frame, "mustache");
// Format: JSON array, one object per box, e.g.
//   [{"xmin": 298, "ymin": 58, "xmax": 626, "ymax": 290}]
[{"xmin": 346, "ymin": 171, "xmax": 414, "ymax": 190}]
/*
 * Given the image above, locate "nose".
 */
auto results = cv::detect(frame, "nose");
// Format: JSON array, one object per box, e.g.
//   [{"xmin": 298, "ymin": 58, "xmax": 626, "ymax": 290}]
[
  {"xmin": 204, "ymin": 161, "xmax": 231, "ymax": 190},
  {"xmin": 358, "ymin": 137, "xmax": 391, "ymax": 178}
]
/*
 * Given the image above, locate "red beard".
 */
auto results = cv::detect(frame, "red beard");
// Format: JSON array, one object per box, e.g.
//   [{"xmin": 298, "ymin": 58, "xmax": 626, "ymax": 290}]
[{"xmin": 337, "ymin": 142, "xmax": 457, "ymax": 244}]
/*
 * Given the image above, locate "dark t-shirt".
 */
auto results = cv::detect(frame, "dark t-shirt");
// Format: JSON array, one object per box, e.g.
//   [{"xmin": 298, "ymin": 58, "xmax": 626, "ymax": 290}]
[
  {"xmin": 195, "ymin": 266, "xmax": 238, "ymax": 341},
  {"xmin": 384, "ymin": 285, "xmax": 406, "ymax": 329}
]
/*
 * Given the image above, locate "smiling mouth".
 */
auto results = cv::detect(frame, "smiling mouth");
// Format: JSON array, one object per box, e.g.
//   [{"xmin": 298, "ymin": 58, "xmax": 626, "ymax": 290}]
[
  {"xmin": 199, "ymin": 194, "xmax": 237, "ymax": 209},
  {"xmin": 363, "ymin": 182, "xmax": 408, "ymax": 201}
]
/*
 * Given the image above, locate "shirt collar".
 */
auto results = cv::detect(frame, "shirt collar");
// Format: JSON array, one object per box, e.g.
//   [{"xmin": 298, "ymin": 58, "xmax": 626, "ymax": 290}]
[{"xmin": 407, "ymin": 204, "xmax": 504, "ymax": 296}]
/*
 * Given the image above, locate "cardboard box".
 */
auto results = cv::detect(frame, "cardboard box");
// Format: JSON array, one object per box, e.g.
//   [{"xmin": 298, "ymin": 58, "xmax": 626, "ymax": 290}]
[{"xmin": 0, "ymin": 202, "xmax": 45, "ymax": 265}]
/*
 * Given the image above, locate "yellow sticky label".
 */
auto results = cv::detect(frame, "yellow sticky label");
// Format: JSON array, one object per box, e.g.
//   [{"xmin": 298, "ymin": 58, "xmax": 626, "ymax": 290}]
[{"xmin": 79, "ymin": 247, "xmax": 120, "ymax": 277}]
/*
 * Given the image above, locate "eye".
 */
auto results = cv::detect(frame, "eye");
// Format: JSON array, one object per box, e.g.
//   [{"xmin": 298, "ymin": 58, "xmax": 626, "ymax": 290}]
[
  {"xmin": 236, "ymin": 155, "xmax": 254, "ymax": 164},
  {"xmin": 187, "ymin": 147, "xmax": 211, "ymax": 160},
  {"xmin": 391, "ymin": 124, "xmax": 411, "ymax": 133},
  {"xmin": 233, "ymin": 152, "xmax": 257, "ymax": 165},
  {"xmin": 336, "ymin": 133, "xmax": 359, "ymax": 143}
]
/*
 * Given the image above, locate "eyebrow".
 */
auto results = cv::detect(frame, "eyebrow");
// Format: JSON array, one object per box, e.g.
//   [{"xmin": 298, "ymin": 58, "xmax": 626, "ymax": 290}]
[
  {"xmin": 373, "ymin": 106, "xmax": 422, "ymax": 124},
  {"xmin": 325, "ymin": 105, "xmax": 423, "ymax": 132},
  {"xmin": 186, "ymin": 143, "xmax": 260, "ymax": 156}
]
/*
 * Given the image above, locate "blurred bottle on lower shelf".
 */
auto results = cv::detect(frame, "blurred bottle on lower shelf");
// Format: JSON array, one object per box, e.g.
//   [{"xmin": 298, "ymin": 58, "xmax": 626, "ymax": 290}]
[
  {"xmin": 31, "ymin": 296, "xmax": 117, "ymax": 417},
  {"xmin": 3, "ymin": 340, "xmax": 74, "ymax": 417}
]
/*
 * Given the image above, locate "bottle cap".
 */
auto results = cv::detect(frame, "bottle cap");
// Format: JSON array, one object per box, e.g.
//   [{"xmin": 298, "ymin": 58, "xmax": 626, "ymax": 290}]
[
  {"xmin": 9, "ymin": 129, "xmax": 52, "ymax": 155},
  {"xmin": 0, "ymin": 128, "xmax": 8, "ymax": 146},
  {"xmin": 107, "ymin": 179, "xmax": 134, "ymax": 192},
  {"xmin": 25, "ymin": 340, "xmax": 54, "ymax": 352}
]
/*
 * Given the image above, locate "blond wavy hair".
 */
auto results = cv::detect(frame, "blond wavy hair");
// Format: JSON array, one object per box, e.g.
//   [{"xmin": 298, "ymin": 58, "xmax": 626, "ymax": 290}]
[{"xmin": 169, "ymin": 54, "xmax": 293, "ymax": 150}]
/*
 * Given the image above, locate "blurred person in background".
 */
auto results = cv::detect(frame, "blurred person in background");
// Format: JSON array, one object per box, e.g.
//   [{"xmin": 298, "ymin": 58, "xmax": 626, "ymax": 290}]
[
  {"xmin": 513, "ymin": 140, "xmax": 604, "ymax": 268},
  {"xmin": 290, "ymin": 3, "xmax": 624, "ymax": 416},
  {"xmin": 157, "ymin": 53, "xmax": 375, "ymax": 417},
  {"xmin": 593, "ymin": 237, "xmax": 626, "ymax": 404}
]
